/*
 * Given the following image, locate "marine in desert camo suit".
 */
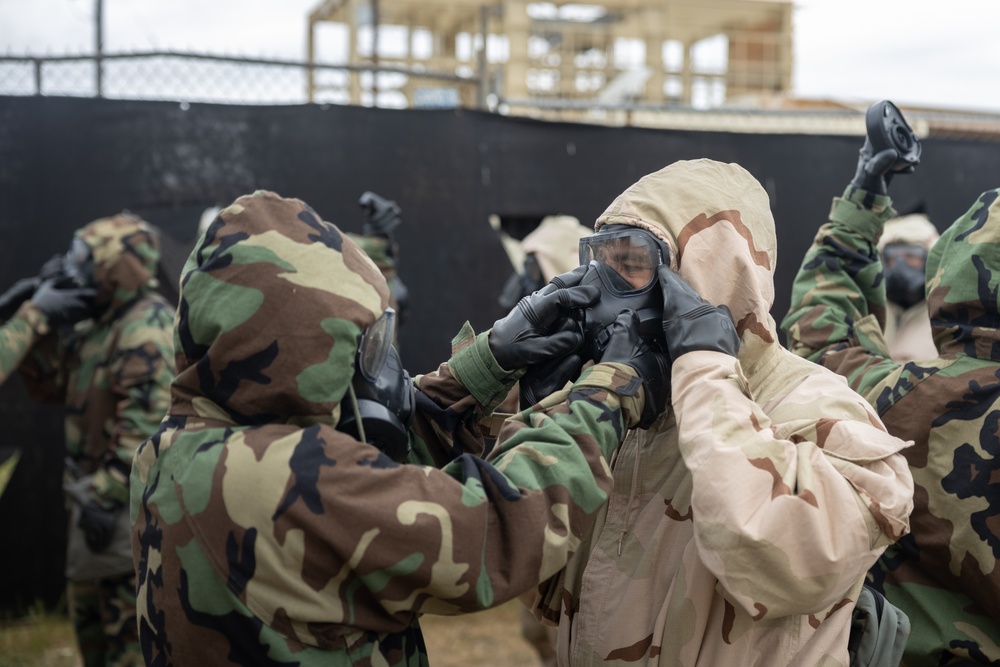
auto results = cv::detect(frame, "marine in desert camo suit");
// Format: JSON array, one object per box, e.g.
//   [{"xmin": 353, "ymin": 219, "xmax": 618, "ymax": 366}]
[
  {"xmin": 783, "ymin": 142, "xmax": 1000, "ymax": 664},
  {"xmin": 518, "ymin": 159, "xmax": 914, "ymax": 666},
  {"xmin": 131, "ymin": 190, "xmax": 672, "ymax": 666}
]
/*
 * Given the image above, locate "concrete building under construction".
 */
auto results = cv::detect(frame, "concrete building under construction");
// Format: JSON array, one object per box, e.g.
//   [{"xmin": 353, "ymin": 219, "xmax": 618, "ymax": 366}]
[{"xmin": 307, "ymin": 0, "xmax": 793, "ymax": 113}]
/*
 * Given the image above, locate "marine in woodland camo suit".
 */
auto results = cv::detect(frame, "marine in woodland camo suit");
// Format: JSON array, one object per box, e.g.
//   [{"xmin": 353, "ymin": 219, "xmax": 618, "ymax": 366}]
[
  {"xmin": 519, "ymin": 160, "xmax": 915, "ymax": 666},
  {"xmin": 783, "ymin": 184, "xmax": 1000, "ymax": 665},
  {"xmin": 130, "ymin": 190, "xmax": 651, "ymax": 666},
  {"xmin": 11, "ymin": 214, "xmax": 174, "ymax": 667}
]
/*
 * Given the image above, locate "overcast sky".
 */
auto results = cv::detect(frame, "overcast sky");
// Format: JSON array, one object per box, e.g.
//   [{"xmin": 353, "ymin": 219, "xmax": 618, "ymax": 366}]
[{"xmin": 1, "ymin": 0, "xmax": 998, "ymax": 113}]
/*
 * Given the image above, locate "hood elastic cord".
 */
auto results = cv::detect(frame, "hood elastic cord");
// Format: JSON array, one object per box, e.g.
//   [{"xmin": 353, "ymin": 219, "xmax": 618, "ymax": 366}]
[{"xmin": 347, "ymin": 382, "xmax": 367, "ymax": 443}]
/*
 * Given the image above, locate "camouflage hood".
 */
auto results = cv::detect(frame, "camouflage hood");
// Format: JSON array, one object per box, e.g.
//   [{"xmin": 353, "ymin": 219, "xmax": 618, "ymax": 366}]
[
  {"xmin": 76, "ymin": 213, "xmax": 160, "ymax": 318},
  {"xmin": 595, "ymin": 159, "xmax": 778, "ymax": 370},
  {"xmin": 170, "ymin": 191, "xmax": 390, "ymax": 426},
  {"xmin": 925, "ymin": 189, "xmax": 1000, "ymax": 357}
]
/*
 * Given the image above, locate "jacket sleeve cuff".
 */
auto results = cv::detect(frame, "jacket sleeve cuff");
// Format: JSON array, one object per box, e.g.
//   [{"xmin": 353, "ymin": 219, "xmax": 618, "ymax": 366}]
[
  {"xmin": 831, "ymin": 186, "xmax": 897, "ymax": 243},
  {"xmin": 448, "ymin": 324, "xmax": 522, "ymax": 408},
  {"xmin": 573, "ymin": 362, "xmax": 645, "ymax": 429}
]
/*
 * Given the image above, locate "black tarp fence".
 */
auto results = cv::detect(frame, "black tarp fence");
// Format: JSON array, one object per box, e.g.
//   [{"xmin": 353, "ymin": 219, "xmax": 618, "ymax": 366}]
[{"xmin": 1, "ymin": 95, "xmax": 998, "ymax": 614}]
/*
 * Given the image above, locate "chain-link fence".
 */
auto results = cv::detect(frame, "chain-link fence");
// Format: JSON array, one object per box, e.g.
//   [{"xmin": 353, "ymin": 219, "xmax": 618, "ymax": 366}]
[
  {"xmin": 0, "ymin": 51, "xmax": 478, "ymax": 107},
  {"xmin": 3, "ymin": 51, "xmax": 1000, "ymax": 139}
]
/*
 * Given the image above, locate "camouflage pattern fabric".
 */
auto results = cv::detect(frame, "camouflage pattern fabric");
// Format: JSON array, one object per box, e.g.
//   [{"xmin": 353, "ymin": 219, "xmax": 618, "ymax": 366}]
[
  {"xmin": 347, "ymin": 232, "xmax": 401, "ymax": 314},
  {"xmin": 783, "ymin": 186, "xmax": 1000, "ymax": 665},
  {"xmin": 131, "ymin": 190, "xmax": 647, "ymax": 666},
  {"xmin": 69, "ymin": 571, "xmax": 143, "ymax": 667},
  {"xmin": 519, "ymin": 159, "xmax": 914, "ymax": 666},
  {"xmin": 19, "ymin": 213, "xmax": 175, "ymax": 509},
  {"xmin": 14, "ymin": 213, "xmax": 174, "ymax": 665},
  {"xmin": 0, "ymin": 300, "xmax": 48, "ymax": 384}
]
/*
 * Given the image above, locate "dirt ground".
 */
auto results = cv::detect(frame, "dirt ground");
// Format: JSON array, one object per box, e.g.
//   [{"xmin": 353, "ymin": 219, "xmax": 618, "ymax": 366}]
[{"xmin": 0, "ymin": 599, "xmax": 543, "ymax": 667}]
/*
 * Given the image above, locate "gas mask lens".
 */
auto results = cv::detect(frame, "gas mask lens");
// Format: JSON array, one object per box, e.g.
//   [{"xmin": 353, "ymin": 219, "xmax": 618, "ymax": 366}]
[
  {"xmin": 579, "ymin": 228, "xmax": 668, "ymax": 295},
  {"xmin": 358, "ymin": 307, "xmax": 396, "ymax": 382}
]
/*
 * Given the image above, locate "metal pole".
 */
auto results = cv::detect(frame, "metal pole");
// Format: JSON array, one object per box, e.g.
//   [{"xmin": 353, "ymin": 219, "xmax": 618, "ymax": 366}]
[
  {"xmin": 95, "ymin": 0, "xmax": 103, "ymax": 97},
  {"xmin": 370, "ymin": 0, "xmax": 379, "ymax": 105},
  {"xmin": 33, "ymin": 58, "xmax": 42, "ymax": 95},
  {"xmin": 477, "ymin": 5, "xmax": 489, "ymax": 109}
]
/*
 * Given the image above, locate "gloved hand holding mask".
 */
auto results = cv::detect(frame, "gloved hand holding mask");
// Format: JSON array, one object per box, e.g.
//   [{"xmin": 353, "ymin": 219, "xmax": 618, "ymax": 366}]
[
  {"xmin": 516, "ymin": 265, "xmax": 592, "ymax": 409},
  {"xmin": 598, "ymin": 309, "xmax": 672, "ymax": 428},
  {"xmin": 658, "ymin": 264, "xmax": 740, "ymax": 360},
  {"xmin": 0, "ymin": 276, "xmax": 42, "ymax": 321},
  {"xmin": 849, "ymin": 100, "xmax": 920, "ymax": 205},
  {"xmin": 489, "ymin": 265, "xmax": 599, "ymax": 372}
]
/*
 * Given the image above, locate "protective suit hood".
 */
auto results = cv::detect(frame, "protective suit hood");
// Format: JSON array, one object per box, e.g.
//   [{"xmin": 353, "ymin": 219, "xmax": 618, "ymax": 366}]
[
  {"xmin": 595, "ymin": 159, "xmax": 778, "ymax": 368},
  {"xmin": 520, "ymin": 215, "xmax": 591, "ymax": 281},
  {"xmin": 925, "ymin": 189, "xmax": 1000, "ymax": 357},
  {"xmin": 75, "ymin": 213, "xmax": 160, "ymax": 318},
  {"xmin": 170, "ymin": 190, "xmax": 390, "ymax": 426}
]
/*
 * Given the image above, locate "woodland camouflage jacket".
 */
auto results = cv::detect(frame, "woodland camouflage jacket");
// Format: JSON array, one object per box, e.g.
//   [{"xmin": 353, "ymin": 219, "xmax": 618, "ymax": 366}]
[
  {"xmin": 16, "ymin": 214, "xmax": 174, "ymax": 512},
  {"xmin": 783, "ymin": 186, "xmax": 1000, "ymax": 666},
  {"xmin": 520, "ymin": 160, "xmax": 914, "ymax": 666},
  {"xmin": 130, "ymin": 190, "xmax": 647, "ymax": 666}
]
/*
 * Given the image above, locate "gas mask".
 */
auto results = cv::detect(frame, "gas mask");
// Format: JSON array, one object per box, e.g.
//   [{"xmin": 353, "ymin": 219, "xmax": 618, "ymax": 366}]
[
  {"xmin": 63, "ymin": 238, "xmax": 95, "ymax": 288},
  {"xmin": 336, "ymin": 308, "xmax": 416, "ymax": 462},
  {"xmin": 575, "ymin": 224, "xmax": 669, "ymax": 360},
  {"xmin": 882, "ymin": 242, "xmax": 927, "ymax": 310}
]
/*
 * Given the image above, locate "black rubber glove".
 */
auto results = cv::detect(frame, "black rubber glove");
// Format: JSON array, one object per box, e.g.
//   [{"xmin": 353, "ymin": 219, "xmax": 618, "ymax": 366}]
[
  {"xmin": 518, "ymin": 315, "xmax": 586, "ymax": 409},
  {"xmin": 659, "ymin": 265, "xmax": 740, "ymax": 360},
  {"xmin": 489, "ymin": 265, "xmax": 599, "ymax": 372},
  {"xmin": 359, "ymin": 191, "xmax": 402, "ymax": 240},
  {"xmin": 0, "ymin": 277, "xmax": 41, "ymax": 320},
  {"xmin": 30, "ymin": 278, "xmax": 97, "ymax": 327},
  {"xmin": 79, "ymin": 500, "xmax": 118, "ymax": 553},
  {"xmin": 850, "ymin": 145, "xmax": 904, "ymax": 199},
  {"xmin": 599, "ymin": 309, "xmax": 671, "ymax": 428}
]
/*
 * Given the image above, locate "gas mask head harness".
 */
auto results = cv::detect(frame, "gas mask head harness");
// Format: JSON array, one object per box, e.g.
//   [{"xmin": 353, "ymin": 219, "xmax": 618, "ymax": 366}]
[
  {"xmin": 336, "ymin": 307, "xmax": 415, "ymax": 462},
  {"xmin": 575, "ymin": 224, "xmax": 669, "ymax": 360}
]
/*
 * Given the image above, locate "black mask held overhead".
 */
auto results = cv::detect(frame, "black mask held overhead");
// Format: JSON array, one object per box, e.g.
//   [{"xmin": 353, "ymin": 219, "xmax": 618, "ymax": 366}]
[
  {"xmin": 336, "ymin": 308, "xmax": 415, "ymax": 462},
  {"xmin": 574, "ymin": 224, "xmax": 669, "ymax": 360}
]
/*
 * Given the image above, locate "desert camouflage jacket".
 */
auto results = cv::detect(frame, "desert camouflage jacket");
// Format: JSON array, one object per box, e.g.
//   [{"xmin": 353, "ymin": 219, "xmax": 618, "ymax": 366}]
[
  {"xmin": 521, "ymin": 160, "xmax": 914, "ymax": 666},
  {"xmin": 17, "ymin": 214, "xmax": 174, "ymax": 511},
  {"xmin": 783, "ymin": 186, "xmax": 1000, "ymax": 665},
  {"xmin": 130, "ymin": 190, "xmax": 645, "ymax": 666}
]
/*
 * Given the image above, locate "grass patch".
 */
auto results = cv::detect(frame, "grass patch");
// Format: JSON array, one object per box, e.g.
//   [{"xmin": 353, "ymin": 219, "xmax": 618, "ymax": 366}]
[
  {"xmin": 0, "ymin": 599, "xmax": 541, "ymax": 667},
  {"xmin": 0, "ymin": 605, "xmax": 80, "ymax": 667},
  {"xmin": 421, "ymin": 599, "xmax": 543, "ymax": 667}
]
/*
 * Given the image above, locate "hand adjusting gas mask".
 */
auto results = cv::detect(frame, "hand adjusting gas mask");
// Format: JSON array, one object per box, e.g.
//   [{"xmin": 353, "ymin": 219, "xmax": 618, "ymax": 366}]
[
  {"xmin": 60, "ymin": 237, "xmax": 96, "ymax": 290},
  {"xmin": 575, "ymin": 224, "xmax": 669, "ymax": 360},
  {"xmin": 336, "ymin": 307, "xmax": 415, "ymax": 462}
]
